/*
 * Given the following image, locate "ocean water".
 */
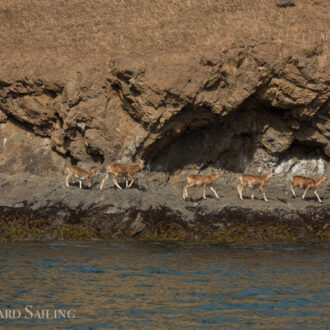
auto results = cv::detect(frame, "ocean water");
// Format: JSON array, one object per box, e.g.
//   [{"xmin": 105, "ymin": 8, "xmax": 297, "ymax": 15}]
[{"xmin": 0, "ymin": 241, "xmax": 329, "ymax": 328}]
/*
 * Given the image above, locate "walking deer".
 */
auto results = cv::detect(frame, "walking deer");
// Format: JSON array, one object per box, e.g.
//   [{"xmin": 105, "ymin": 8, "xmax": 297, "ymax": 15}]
[
  {"xmin": 100, "ymin": 159, "xmax": 145, "ymax": 191},
  {"xmin": 237, "ymin": 172, "xmax": 273, "ymax": 202},
  {"xmin": 290, "ymin": 175, "xmax": 326, "ymax": 203},
  {"xmin": 66, "ymin": 165, "xmax": 98, "ymax": 189},
  {"xmin": 183, "ymin": 170, "xmax": 224, "ymax": 200}
]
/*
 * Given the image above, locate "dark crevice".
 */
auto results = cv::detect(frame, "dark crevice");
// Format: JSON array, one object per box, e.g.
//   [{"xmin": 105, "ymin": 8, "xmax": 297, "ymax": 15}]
[
  {"xmin": 4, "ymin": 115, "xmax": 51, "ymax": 138},
  {"xmin": 285, "ymin": 141, "xmax": 326, "ymax": 159},
  {"xmin": 65, "ymin": 150, "xmax": 77, "ymax": 165},
  {"xmin": 109, "ymin": 80, "xmax": 145, "ymax": 127},
  {"xmin": 111, "ymin": 81, "xmax": 121, "ymax": 92},
  {"xmin": 68, "ymin": 97, "xmax": 82, "ymax": 108},
  {"xmin": 122, "ymin": 96, "xmax": 142, "ymax": 122},
  {"xmin": 6, "ymin": 88, "xmax": 60, "ymax": 100},
  {"xmin": 144, "ymin": 92, "xmax": 329, "ymax": 174},
  {"xmin": 202, "ymin": 78, "xmax": 222, "ymax": 91},
  {"xmin": 129, "ymin": 84, "xmax": 141, "ymax": 97},
  {"xmin": 55, "ymin": 112, "xmax": 64, "ymax": 129},
  {"xmin": 145, "ymin": 104, "xmax": 219, "ymax": 162},
  {"xmin": 89, "ymin": 153, "xmax": 104, "ymax": 164},
  {"xmin": 43, "ymin": 89, "xmax": 58, "ymax": 99},
  {"xmin": 116, "ymin": 72, "xmax": 133, "ymax": 83},
  {"xmin": 0, "ymin": 81, "xmax": 11, "ymax": 88}
]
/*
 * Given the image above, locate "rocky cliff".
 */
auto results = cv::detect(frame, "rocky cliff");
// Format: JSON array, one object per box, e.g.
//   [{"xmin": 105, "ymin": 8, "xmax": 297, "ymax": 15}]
[{"xmin": 0, "ymin": 0, "xmax": 329, "ymax": 241}]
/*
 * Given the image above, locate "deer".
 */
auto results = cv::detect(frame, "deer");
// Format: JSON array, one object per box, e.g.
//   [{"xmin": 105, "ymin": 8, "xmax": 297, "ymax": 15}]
[
  {"xmin": 100, "ymin": 159, "xmax": 145, "ymax": 191},
  {"xmin": 66, "ymin": 165, "xmax": 98, "ymax": 189},
  {"xmin": 237, "ymin": 172, "xmax": 273, "ymax": 202},
  {"xmin": 290, "ymin": 175, "xmax": 326, "ymax": 203},
  {"xmin": 183, "ymin": 170, "xmax": 225, "ymax": 200}
]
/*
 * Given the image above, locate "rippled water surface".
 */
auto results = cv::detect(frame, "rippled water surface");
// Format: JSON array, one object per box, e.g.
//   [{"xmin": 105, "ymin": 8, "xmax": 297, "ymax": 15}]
[{"xmin": 0, "ymin": 241, "xmax": 329, "ymax": 328}]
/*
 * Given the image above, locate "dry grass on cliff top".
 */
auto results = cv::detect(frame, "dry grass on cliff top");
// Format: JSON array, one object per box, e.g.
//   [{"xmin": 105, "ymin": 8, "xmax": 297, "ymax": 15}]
[{"xmin": 0, "ymin": 0, "xmax": 329, "ymax": 68}]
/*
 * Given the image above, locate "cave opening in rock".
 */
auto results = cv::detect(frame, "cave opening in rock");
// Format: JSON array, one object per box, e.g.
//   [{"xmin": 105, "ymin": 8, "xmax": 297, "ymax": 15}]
[{"xmin": 144, "ymin": 98, "xmax": 329, "ymax": 178}]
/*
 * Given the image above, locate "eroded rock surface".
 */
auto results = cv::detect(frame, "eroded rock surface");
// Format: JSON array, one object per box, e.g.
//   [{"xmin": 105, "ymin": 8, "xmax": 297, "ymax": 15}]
[{"xmin": 0, "ymin": 0, "xmax": 329, "ymax": 240}]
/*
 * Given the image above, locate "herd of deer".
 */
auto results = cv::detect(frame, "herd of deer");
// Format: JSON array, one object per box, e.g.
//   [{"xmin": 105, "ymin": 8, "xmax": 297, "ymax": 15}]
[{"xmin": 65, "ymin": 160, "xmax": 327, "ymax": 203}]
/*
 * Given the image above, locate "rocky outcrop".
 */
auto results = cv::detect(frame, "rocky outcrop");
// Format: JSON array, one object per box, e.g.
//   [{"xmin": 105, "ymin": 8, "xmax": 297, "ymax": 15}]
[
  {"xmin": 0, "ymin": 0, "xmax": 329, "ymax": 241},
  {"xmin": 0, "ymin": 174, "xmax": 329, "ymax": 241},
  {"xmin": 0, "ymin": 53, "xmax": 328, "ymax": 178},
  {"xmin": 275, "ymin": 0, "xmax": 296, "ymax": 7}
]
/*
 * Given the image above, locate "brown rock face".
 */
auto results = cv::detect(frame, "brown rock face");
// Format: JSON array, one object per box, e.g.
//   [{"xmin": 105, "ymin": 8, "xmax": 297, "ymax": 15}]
[
  {"xmin": 261, "ymin": 127, "xmax": 293, "ymax": 154},
  {"xmin": 0, "ymin": 0, "xmax": 329, "ymax": 180},
  {"xmin": 0, "ymin": 121, "xmax": 65, "ymax": 176},
  {"xmin": 0, "ymin": 0, "xmax": 329, "ymax": 240}
]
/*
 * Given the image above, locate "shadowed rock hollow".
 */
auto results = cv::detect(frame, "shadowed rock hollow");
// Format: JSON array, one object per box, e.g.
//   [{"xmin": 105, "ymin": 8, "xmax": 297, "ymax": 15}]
[{"xmin": 0, "ymin": 0, "xmax": 329, "ymax": 241}]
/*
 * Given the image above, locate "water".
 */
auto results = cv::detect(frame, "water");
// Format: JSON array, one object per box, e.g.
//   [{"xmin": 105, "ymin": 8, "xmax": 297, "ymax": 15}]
[{"xmin": 0, "ymin": 241, "xmax": 329, "ymax": 328}]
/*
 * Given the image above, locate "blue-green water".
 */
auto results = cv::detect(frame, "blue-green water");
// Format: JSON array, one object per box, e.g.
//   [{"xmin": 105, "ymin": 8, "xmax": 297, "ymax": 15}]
[{"xmin": 0, "ymin": 241, "xmax": 329, "ymax": 328}]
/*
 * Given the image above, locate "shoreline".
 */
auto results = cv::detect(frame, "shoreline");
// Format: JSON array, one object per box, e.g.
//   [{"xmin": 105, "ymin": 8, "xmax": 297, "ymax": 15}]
[
  {"xmin": 1, "ymin": 205, "xmax": 329, "ymax": 242},
  {"xmin": 0, "ymin": 174, "xmax": 329, "ymax": 242}
]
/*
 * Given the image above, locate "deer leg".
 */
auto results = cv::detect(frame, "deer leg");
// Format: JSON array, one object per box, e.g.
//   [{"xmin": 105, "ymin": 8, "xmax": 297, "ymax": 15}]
[
  {"xmin": 290, "ymin": 184, "xmax": 297, "ymax": 198},
  {"xmin": 79, "ymin": 181, "xmax": 82, "ymax": 189},
  {"xmin": 128, "ymin": 174, "xmax": 134, "ymax": 188},
  {"xmin": 237, "ymin": 183, "xmax": 245, "ymax": 200},
  {"xmin": 183, "ymin": 183, "xmax": 194, "ymax": 200},
  {"xmin": 260, "ymin": 186, "xmax": 268, "ymax": 202},
  {"xmin": 203, "ymin": 184, "xmax": 207, "ymax": 199},
  {"xmin": 100, "ymin": 173, "xmax": 109, "ymax": 191},
  {"xmin": 112, "ymin": 174, "xmax": 123, "ymax": 190},
  {"xmin": 183, "ymin": 186, "xmax": 187, "ymax": 200},
  {"xmin": 210, "ymin": 186, "xmax": 219, "ymax": 199},
  {"xmin": 66, "ymin": 173, "xmax": 72, "ymax": 188},
  {"xmin": 237, "ymin": 184, "xmax": 242, "ymax": 200},
  {"xmin": 314, "ymin": 190, "xmax": 322, "ymax": 203},
  {"xmin": 302, "ymin": 184, "xmax": 311, "ymax": 200},
  {"xmin": 128, "ymin": 180, "xmax": 134, "ymax": 188}
]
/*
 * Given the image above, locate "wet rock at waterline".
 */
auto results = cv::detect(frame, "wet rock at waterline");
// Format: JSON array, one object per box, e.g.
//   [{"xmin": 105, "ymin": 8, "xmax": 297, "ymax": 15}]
[{"xmin": 0, "ymin": 172, "xmax": 329, "ymax": 241}]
